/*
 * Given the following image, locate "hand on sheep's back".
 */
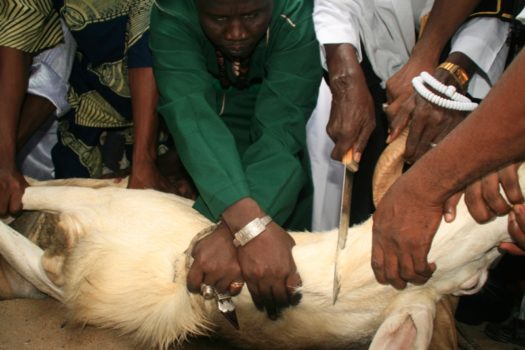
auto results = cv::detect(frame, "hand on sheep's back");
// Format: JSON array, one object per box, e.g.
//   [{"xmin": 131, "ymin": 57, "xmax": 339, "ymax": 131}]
[
  {"xmin": 187, "ymin": 222, "xmax": 244, "ymax": 296},
  {"xmin": 237, "ymin": 221, "xmax": 302, "ymax": 320},
  {"xmin": 371, "ymin": 173, "xmax": 439, "ymax": 290}
]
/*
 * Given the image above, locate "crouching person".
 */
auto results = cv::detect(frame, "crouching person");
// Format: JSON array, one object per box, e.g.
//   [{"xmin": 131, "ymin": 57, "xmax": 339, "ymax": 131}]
[{"xmin": 150, "ymin": 0, "xmax": 322, "ymax": 319}]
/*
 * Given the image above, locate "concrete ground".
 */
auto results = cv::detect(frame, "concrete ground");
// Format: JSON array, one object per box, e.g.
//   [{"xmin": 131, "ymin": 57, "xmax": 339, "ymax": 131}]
[{"xmin": 1, "ymin": 298, "xmax": 524, "ymax": 350}]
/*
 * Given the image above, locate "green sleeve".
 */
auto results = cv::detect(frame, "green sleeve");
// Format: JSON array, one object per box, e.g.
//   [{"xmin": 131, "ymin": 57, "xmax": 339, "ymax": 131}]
[
  {"xmin": 241, "ymin": 7, "xmax": 322, "ymax": 225},
  {"xmin": 150, "ymin": 3, "xmax": 251, "ymax": 220},
  {"xmin": 150, "ymin": 1, "xmax": 321, "ymax": 224}
]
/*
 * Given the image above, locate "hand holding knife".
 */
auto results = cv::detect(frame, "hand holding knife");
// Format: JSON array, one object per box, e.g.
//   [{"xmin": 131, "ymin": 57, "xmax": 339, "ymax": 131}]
[{"xmin": 200, "ymin": 283, "xmax": 240, "ymax": 330}]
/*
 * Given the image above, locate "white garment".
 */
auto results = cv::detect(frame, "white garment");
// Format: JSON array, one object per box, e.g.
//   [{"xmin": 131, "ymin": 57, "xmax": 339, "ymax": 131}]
[
  {"xmin": 306, "ymin": 80, "xmax": 343, "ymax": 231},
  {"xmin": 18, "ymin": 20, "xmax": 76, "ymax": 180},
  {"xmin": 310, "ymin": 0, "xmax": 433, "ymax": 230},
  {"xmin": 309, "ymin": 1, "xmax": 510, "ymax": 231},
  {"xmin": 451, "ymin": 17, "xmax": 510, "ymax": 98},
  {"xmin": 517, "ymin": 7, "xmax": 525, "ymax": 24},
  {"xmin": 314, "ymin": 0, "xmax": 433, "ymax": 86}
]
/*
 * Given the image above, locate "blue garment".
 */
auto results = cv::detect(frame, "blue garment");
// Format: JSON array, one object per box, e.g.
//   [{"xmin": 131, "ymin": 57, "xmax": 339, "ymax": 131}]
[{"xmin": 51, "ymin": 0, "xmax": 159, "ymax": 178}]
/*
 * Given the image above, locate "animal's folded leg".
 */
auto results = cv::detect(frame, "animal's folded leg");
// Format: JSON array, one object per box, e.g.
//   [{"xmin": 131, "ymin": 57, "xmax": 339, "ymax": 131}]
[
  {"xmin": 0, "ymin": 220, "xmax": 63, "ymax": 301},
  {"xmin": 369, "ymin": 291, "xmax": 437, "ymax": 350},
  {"xmin": 428, "ymin": 296, "xmax": 458, "ymax": 350}
]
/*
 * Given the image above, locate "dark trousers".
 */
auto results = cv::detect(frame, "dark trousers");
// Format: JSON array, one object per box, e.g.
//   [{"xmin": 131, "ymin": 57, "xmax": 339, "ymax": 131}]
[{"xmin": 349, "ymin": 51, "xmax": 389, "ymax": 225}]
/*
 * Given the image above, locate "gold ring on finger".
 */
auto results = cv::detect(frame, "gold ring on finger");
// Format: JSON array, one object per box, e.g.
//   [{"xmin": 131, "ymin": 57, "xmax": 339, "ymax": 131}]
[{"xmin": 229, "ymin": 281, "xmax": 244, "ymax": 289}]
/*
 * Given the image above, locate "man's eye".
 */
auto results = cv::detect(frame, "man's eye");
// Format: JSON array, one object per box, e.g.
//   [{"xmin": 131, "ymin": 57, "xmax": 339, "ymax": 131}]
[
  {"xmin": 243, "ymin": 12, "xmax": 258, "ymax": 20},
  {"xmin": 214, "ymin": 16, "xmax": 227, "ymax": 22}
]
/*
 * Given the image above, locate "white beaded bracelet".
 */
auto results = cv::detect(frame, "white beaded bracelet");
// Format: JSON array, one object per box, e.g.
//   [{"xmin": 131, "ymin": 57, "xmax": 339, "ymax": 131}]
[
  {"xmin": 419, "ymin": 72, "xmax": 472, "ymax": 103},
  {"xmin": 232, "ymin": 216, "xmax": 272, "ymax": 247},
  {"xmin": 412, "ymin": 74, "xmax": 478, "ymax": 112}
]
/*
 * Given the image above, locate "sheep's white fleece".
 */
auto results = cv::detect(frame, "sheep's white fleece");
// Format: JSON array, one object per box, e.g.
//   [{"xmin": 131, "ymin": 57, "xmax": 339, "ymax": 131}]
[{"xmin": 0, "ymin": 167, "xmax": 520, "ymax": 349}]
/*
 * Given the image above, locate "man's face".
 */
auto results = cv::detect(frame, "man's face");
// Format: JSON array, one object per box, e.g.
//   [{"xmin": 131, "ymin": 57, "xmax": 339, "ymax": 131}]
[{"xmin": 196, "ymin": 0, "xmax": 273, "ymax": 60}]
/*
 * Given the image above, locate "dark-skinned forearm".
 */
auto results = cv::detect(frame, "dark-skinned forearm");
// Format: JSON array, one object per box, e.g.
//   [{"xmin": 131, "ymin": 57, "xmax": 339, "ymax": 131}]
[
  {"xmin": 221, "ymin": 198, "xmax": 265, "ymax": 234},
  {"xmin": 324, "ymin": 43, "xmax": 364, "ymax": 99},
  {"xmin": 17, "ymin": 94, "xmax": 56, "ymax": 149},
  {"xmin": 411, "ymin": 0, "xmax": 482, "ymax": 63},
  {"xmin": 0, "ymin": 47, "xmax": 31, "ymax": 168},
  {"xmin": 403, "ymin": 51, "xmax": 525, "ymax": 204},
  {"xmin": 128, "ymin": 67, "xmax": 159, "ymax": 164},
  {"xmin": 434, "ymin": 52, "xmax": 477, "ymax": 91}
]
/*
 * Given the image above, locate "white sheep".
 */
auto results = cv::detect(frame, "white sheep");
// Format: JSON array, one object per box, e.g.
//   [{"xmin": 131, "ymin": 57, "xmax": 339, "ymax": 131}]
[{"xmin": 0, "ymin": 137, "xmax": 516, "ymax": 349}]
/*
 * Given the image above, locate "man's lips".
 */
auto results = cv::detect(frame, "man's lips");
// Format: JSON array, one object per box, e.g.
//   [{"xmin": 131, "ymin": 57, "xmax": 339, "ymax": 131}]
[{"xmin": 223, "ymin": 43, "xmax": 251, "ymax": 57}]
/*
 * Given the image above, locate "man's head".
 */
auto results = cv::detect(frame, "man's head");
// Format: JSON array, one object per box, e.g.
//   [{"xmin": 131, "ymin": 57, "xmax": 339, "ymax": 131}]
[{"xmin": 195, "ymin": 0, "xmax": 273, "ymax": 60}]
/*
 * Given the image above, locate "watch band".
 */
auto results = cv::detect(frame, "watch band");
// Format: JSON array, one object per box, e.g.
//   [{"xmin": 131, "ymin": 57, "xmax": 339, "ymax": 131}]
[
  {"xmin": 232, "ymin": 216, "xmax": 272, "ymax": 247},
  {"xmin": 437, "ymin": 62, "xmax": 470, "ymax": 91}
]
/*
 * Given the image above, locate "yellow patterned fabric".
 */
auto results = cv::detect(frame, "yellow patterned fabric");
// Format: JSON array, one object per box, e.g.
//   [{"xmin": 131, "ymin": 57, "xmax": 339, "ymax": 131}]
[
  {"xmin": 52, "ymin": 0, "xmax": 161, "ymax": 179},
  {"xmin": 0, "ymin": 0, "xmax": 63, "ymax": 53},
  {"xmin": 127, "ymin": 0, "xmax": 154, "ymax": 49},
  {"xmin": 67, "ymin": 87, "xmax": 130, "ymax": 128},
  {"xmin": 470, "ymin": 0, "xmax": 523, "ymax": 21},
  {"xmin": 57, "ymin": 0, "xmax": 153, "ymax": 128}
]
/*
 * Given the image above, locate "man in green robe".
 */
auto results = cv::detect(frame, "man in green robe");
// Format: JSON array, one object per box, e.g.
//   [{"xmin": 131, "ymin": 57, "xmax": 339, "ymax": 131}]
[{"xmin": 150, "ymin": 0, "xmax": 322, "ymax": 319}]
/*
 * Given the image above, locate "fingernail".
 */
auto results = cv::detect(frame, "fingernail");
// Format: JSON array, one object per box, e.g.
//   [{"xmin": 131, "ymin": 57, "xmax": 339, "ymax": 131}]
[
  {"xmin": 514, "ymin": 204, "xmax": 525, "ymax": 214},
  {"xmin": 444, "ymin": 212, "xmax": 453, "ymax": 223},
  {"xmin": 497, "ymin": 245, "xmax": 508, "ymax": 254},
  {"xmin": 509, "ymin": 210, "xmax": 516, "ymax": 223},
  {"xmin": 267, "ymin": 312, "xmax": 279, "ymax": 321},
  {"xmin": 354, "ymin": 152, "xmax": 362, "ymax": 163},
  {"xmin": 386, "ymin": 135, "xmax": 392, "ymax": 144}
]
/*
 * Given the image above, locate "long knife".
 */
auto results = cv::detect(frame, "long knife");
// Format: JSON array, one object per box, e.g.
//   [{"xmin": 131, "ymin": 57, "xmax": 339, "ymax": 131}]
[{"xmin": 332, "ymin": 149, "xmax": 359, "ymax": 304}]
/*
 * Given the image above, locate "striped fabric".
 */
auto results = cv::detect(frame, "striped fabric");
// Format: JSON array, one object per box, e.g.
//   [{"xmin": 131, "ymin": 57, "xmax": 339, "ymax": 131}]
[
  {"xmin": 470, "ymin": 0, "xmax": 525, "ymax": 21},
  {"xmin": 0, "ymin": 0, "xmax": 62, "ymax": 53}
]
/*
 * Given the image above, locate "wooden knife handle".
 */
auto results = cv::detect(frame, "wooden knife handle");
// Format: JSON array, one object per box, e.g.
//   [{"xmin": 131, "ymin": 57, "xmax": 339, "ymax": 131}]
[{"xmin": 342, "ymin": 149, "xmax": 359, "ymax": 172}]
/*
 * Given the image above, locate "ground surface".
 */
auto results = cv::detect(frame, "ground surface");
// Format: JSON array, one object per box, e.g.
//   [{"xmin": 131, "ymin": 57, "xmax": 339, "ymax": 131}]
[
  {"xmin": 1, "ymin": 298, "xmax": 524, "ymax": 350},
  {"xmin": 0, "ymin": 299, "xmax": 234, "ymax": 350}
]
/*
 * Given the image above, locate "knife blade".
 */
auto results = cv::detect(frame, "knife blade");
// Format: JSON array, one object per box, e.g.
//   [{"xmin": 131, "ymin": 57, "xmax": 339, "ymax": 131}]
[
  {"xmin": 200, "ymin": 284, "xmax": 240, "ymax": 330},
  {"xmin": 216, "ymin": 292, "xmax": 240, "ymax": 330},
  {"xmin": 332, "ymin": 149, "xmax": 359, "ymax": 304}
]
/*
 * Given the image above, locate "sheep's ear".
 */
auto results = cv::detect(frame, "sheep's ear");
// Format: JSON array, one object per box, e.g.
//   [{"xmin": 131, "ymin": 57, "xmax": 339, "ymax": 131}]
[{"xmin": 369, "ymin": 293, "xmax": 436, "ymax": 350}]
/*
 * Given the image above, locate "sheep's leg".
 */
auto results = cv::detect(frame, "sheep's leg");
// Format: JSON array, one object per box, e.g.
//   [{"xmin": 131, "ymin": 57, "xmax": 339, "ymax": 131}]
[
  {"xmin": 369, "ymin": 290, "xmax": 439, "ymax": 350},
  {"xmin": 22, "ymin": 185, "xmax": 110, "ymax": 213},
  {"xmin": 27, "ymin": 176, "xmax": 128, "ymax": 188},
  {"xmin": 17, "ymin": 185, "xmax": 118, "ymax": 289},
  {"xmin": 0, "ymin": 182, "xmax": 126, "ymax": 301},
  {"xmin": 0, "ymin": 255, "xmax": 46, "ymax": 299},
  {"xmin": 428, "ymin": 296, "xmax": 458, "ymax": 350},
  {"xmin": 0, "ymin": 220, "xmax": 63, "ymax": 301}
]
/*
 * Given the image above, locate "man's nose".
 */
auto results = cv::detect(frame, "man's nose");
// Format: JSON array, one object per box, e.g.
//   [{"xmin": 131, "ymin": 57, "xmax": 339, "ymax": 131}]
[{"xmin": 224, "ymin": 19, "xmax": 247, "ymax": 41}]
